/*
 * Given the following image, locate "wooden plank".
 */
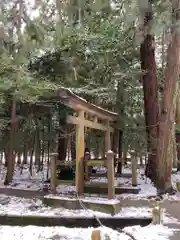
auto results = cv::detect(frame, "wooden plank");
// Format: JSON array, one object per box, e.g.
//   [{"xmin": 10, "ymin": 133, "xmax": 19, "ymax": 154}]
[
  {"xmin": 87, "ymin": 160, "xmax": 105, "ymax": 166},
  {"xmin": 67, "ymin": 115, "xmax": 114, "ymax": 132},
  {"xmin": 76, "ymin": 110, "xmax": 85, "ymax": 194}
]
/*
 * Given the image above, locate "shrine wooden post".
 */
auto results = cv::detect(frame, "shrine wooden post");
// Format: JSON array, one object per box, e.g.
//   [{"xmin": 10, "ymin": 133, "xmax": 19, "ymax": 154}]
[
  {"xmin": 105, "ymin": 120, "xmax": 111, "ymax": 152},
  {"xmin": 105, "ymin": 120, "xmax": 111, "ymax": 168},
  {"xmin": 106, "ymin": 150, "xmax": 115, "ymax": 199},
  {"xmin": 76, "ymin": 110, "xmax": 85, "ymax": 194},
  {"xmin": 42, "ymin": 88, "xmax": 119, "ymax": 196}
]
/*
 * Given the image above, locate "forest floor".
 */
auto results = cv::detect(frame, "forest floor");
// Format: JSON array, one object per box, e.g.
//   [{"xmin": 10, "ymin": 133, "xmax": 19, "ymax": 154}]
[{"xmin": 0, "ymin": 165, "xmax": 179, "ymax": 239}]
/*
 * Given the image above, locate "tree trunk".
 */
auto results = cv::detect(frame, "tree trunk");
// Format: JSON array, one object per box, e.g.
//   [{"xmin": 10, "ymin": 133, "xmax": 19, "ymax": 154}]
[
  {"xmin": 35, "ymin": 124, "xmax": 41, "ymax": 171},
  {"xmin": 4, "ymin": 100, "xmax": 16, "ymax": 185},
  {"xmin": 4, "ymin": 0, "xmax": 23, "ymax": 184},
  {"xmin": 117, "ymin": 130, "xmax": 123, "ymax": 174},
  {"xmin": 115, "ymin": 79, "xmax": 125, "ymax": 174},
  {"xmin": 23, "ymin": 143, "xmax": 28, "ymax": 165},
  {"xmin": 176, "ymin": 132, "xmax": 180, "ymax": 171},
  {"xmin": 40, "ymin": 126, "xmax": 45, "ymax": 171},
  {"xmin": 173, "ymin": 132, "xmax": 177, "ymax": 168},
  {"xmin": 175, "ymin": 87, "xmax": 180, "ymax": 170},
  {"xmin": 29, "ymin": 133, "xmax": 35, "ymax": 176},
  {"xmin": 46, "ymin": 113, "xmax": 52, "ymax": 179},
  {"xmin": 123, "ymin": 151, "xmax": 128, "ymax": 166},
  {"xmin": 57, "ymin": 135, "xmax": 67, "ymax": 161},
  {"xmin": 140, "ymin": 2, "xmax": 159, "ymax": 181},
  {"xmin": 17, "ymin": 152, "xmax": 21, "ymax": 165},
  {"xmin": 156, "ymin": 0, "xmax": 180, "ymax": 193}
]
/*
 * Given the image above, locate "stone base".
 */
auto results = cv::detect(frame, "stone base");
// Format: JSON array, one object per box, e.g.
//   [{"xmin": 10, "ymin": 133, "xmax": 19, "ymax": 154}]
[
  {"xmin": 82, "ymin": 198, "xmax": 121, "ymax": 215},
  {"xmin": 43, "ymin": 195, "xmax": 121, "ymax": 215}
]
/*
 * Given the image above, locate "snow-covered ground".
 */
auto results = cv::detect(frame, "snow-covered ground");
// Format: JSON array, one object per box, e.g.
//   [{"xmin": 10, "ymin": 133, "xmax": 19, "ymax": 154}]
[
  {"xmin": 0, "ymin": 165, "xmax": 180, "ymax": 200},
  {"xmin": 90, "ymin": 168, "xmax": 180, "ymax": 200},
  {"xmin": 0, "ymin": 193, "xmax": 177, "ymax": 239},
  {"xmin": 0, "ymin": 224, "xmax": 175, "ymax": 240},
  {"xmin": 0, "ymin": 194, "xmax": 178, "ymax": 239},
  {"xmin": 0, "ymin": 195, "xmax": 178, "ymax": 226},
  {"xmin": 0, "ymin": 195, "xmax": 152, "ymax": 217},
  {"xmin": 0, "ymin": 165, "xmax": 179, "ymax": 239}
]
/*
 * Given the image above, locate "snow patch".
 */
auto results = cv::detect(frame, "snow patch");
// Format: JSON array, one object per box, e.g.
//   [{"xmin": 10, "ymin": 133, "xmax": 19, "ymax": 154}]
[
  {"xmin": 45, "ymin": 194, "xmax": 120, "ymax": 205},
  {"xmin": 0, "ymin": 224, "xmax": 175, "ymax": 240}
]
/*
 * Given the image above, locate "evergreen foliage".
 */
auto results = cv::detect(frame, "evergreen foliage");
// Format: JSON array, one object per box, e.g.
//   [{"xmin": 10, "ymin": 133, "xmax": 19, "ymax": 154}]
[{"xmin": 0, "ymin": 0, "xmax": 177, "ymax": 172}]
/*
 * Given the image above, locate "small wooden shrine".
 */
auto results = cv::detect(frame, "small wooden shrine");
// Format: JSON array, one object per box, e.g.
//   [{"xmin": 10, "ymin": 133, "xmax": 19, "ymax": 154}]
[{"xmin": 46, "ymin": 87, "xmax": 119, "ymax": 194}]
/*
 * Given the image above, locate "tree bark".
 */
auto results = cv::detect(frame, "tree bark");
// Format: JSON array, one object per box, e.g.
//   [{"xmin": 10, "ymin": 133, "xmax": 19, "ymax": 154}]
[
  {"xmin": 17, "ymin": 152, "xmax": 21, "ymax": 165},
  {"xmin": 57, "ymin": 134, "xmax": 67, "ymax": 161},
  {"xmin": 4, "ymin": 0, "xmax": 23, "ymax": 184},
  {"xmin": 35, "ymin": 125, "xmax": 41, "ymax": 167},
  {"xmin": 115, "ymin": 80, "xmax": 125, "ymax": 174},
  {"xmin": 4, "ymin": 100, "xmax": 16, "ymax": 185},
  {"xmin": 23, "ymin": 142, "xmax": 28, "ymax": 165},
  {"xmin": 140, "ymin": 1, "xmax": 159, "ymax": 181},
  {"xmin": 175, "ymin": 87, "xmax": 180, "ymax": 170},
  {"xmin": 173, "ymin": 132, "xmax": 177, "ymax": 168},
  {"xmin": 156, "ymin": 0, "xmax": 180, "ymax": 192},
  {"xmin": 117, "ymin": 130, "xmax": 123, "ymax": 174},
  {"xmin": 176, "ymin": 132, "xmax": 180, "ymax": 171},
  {"xmin": 29, "ymin": 132, "xmax": 35, "ymax": 176}
]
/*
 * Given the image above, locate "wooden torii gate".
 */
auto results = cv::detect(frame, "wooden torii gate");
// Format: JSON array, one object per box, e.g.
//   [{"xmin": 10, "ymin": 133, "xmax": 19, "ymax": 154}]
[{"xmin": 50, "ymin": 87, "xmax": 119, "ymax": 194}]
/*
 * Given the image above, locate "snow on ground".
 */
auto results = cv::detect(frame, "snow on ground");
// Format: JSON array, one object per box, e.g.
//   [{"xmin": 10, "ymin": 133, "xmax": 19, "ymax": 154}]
[
  {"xmin": 0, "ymin": 165, "xmax": 46, "ymax": 190},
  {"xmin": 0, "ymin": 165, "xmax": 179, "ymax": 201},
  {"xmin": 90, "ymin": 168, "xmax": 180, "ymax": 200},
  {"xmin": 0, "ymin": 164, "xmax": 178, "ymax": 239},
  {"xmin": 0, "ymin": 195, "xmax": 179, "ymax": 226},
  {"xmin": 0, "ymin": 194, "xmax": 178, "ymax": 239},
  {"xmin": 0, "ymin": 224, "xmax": 175, "ymax": 240},
  {"xmin": 0, "ymin": 195, "xmax": 152, "ymax": 217}
]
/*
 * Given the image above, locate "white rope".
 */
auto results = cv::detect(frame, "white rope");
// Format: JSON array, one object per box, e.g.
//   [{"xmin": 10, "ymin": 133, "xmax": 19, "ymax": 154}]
[{"xmin": 74, "ymin": 191, "xmax": 137, "ymax": 240}]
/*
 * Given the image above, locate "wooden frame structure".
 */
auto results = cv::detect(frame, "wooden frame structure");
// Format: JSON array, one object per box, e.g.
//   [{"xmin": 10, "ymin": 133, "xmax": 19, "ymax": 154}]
[{"xmin": 48, "ymin": 87, "xmax": 118, "ymax": 194}]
